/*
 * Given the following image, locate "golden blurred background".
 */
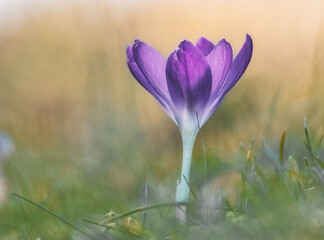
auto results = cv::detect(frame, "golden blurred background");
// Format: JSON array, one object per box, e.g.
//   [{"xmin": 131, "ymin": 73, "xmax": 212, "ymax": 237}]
[{"xmin": 1, "ymin": 1, "xmax": 323, "ymax": 136}]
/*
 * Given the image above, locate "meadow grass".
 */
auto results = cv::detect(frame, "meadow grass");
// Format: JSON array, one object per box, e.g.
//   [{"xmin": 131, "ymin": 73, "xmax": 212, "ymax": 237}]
[{"xmin": 3, "ymin": 120, "xmax": 324, "ymax": 240}]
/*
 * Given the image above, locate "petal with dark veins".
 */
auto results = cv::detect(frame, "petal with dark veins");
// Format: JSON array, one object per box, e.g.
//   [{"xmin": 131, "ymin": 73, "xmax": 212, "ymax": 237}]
[
  {"xmin": 196, "ymin": 37, "xmax": 215, "ymax": 56},
  {"xmin": 201, "ymin": 35, "xmax": 253, "ymax": 126},
  {"xmin": 166, "ymin": 40, "xmax": 212, "ymax": 119},
  {"xmin": 206, "ymin": 39, "xmax": 233, "ymax": 96},
  {"xmin": 127, "ymin": 41, "xmax": 177, "ymax": 124}
]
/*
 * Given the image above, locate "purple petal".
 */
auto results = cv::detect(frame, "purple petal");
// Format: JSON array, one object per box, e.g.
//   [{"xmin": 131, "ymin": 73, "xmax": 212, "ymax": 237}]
[
  {"xmin": 196, "ymin": 37, "xmax": 215, "ymax": 56},
  {"xmin": 220, "ymin": 34, "xmax": 253, "ymax": 95},
  {"xmin": 127, "ymin": 41, "xmax": 177, "ymax": 124},
  {"xmin": 201, "ymin": 34, "xmax": 253, "ymax": 125},
  {"xmin": 166, "ymin": 40, "xmax": 212, "ymax": 117},
  {"xmin": 132, "ymin": 41, "xmax": 172, "ymax": 105},
  {"xmin": 206, "ymin": 39, "xmax": 233, "ymax": 97},
  {"xmin": 127, "ymin": 45, "xmax": 156, "ymax": 95}
]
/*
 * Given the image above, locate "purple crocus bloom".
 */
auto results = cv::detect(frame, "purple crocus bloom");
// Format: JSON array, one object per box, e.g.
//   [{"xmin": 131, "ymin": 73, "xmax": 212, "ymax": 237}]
[{"xmin": 126, "ymin": 35, "xmax": 253, "ymax": 216}]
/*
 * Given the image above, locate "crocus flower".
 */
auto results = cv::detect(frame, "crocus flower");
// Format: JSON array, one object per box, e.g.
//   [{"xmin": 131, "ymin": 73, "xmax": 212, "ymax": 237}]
[{"xmin": 126, "ymin": 35, "xmax": 253, "ymax": 209}]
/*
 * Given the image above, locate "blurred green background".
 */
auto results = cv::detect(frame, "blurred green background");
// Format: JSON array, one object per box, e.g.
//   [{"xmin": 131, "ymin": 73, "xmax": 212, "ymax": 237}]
[{"xmin": 0, "ymin": 0, "xmax": 323, "ymax": 239}]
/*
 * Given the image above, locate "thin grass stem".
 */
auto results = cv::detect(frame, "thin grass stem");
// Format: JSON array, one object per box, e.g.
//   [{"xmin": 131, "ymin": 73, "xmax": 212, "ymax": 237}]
[{"xmin": 11, "ymin": 192, "xmax": 94, "ymax": 239}]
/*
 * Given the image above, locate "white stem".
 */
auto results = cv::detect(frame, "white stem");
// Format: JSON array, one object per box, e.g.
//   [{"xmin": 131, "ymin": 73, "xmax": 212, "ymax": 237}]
[{"xmin": 175, "ymin": 128, "xmax": 197, "ymax": 222}]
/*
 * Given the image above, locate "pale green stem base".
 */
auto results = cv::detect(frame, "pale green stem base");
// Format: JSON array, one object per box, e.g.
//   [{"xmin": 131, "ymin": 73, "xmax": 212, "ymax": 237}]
[{"xmin": 175, "ymin": 130, "xmax": 197, "ymax": 222}]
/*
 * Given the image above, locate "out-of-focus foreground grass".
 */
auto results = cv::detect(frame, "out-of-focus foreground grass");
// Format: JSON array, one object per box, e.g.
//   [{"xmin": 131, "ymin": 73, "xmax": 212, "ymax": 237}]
[{"xmin": 0, "ymin": 0, "xmax": 323, "ymax": 239}]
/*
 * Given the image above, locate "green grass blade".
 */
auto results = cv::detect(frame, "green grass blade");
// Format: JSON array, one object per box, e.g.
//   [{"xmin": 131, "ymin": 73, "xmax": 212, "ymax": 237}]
[
  {"xmin": 183, "ymin": 175, "xmax": 199, "ymax": 202},
  {"xmin": 11, "ymin": 192, "xmax": 94, "ymax": 239},
  {"xmin": 142, "ymin": 180, "xmax": 149, "ymax": 227},
  {"xmin": 102, "ymin": 202, "xmax": 190, "ymax": 224},
  {"xmin": 303, "ymin": 118, "xmax": 324, "ymax": 168},
  {"xmin": 315, "ymin": 128, "xmax": 324, "ymax": 153},
  {"xmin": 304, "ymin": 117, "xmax": 313, "ymax": 152},
  {"xmin": 279, "ymin": 131, "xmax": 286, "ymax": 165}
]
